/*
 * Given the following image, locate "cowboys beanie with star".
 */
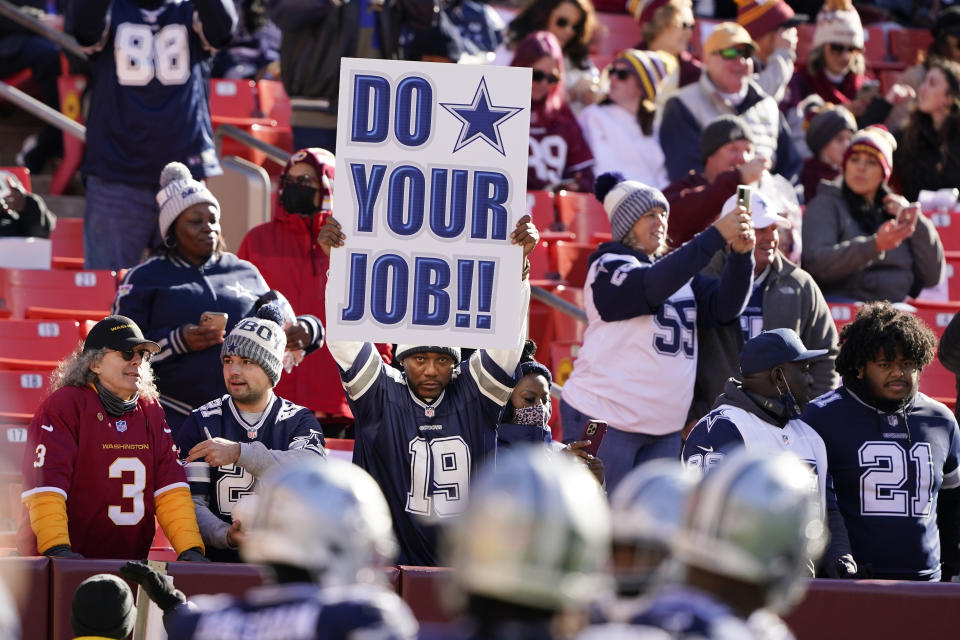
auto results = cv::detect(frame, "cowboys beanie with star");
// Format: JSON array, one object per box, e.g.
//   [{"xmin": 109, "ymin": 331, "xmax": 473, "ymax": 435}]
[
  {"xmin": 70, "ymin": 574, "xmax": 135, "ymax": 639},
  {"xmin": 396, "ymin": 345, "xmax": 462, "ymax": 364},
  {"xmin": 594, "ymin": 172, "xmax": 669, "ymax": 243},
  {"xmin": 156, "ymin": 161, "xmax": 221, "ymax": 240},
  {"xmin": 221, "ymin": 304, "xmax": 287, "ymax": 386}
]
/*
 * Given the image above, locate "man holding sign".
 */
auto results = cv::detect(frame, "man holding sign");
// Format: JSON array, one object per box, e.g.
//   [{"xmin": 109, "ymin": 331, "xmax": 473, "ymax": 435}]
[{"xmin": 322, "ymin": 59, "xmax": 539, "ymax": 565}]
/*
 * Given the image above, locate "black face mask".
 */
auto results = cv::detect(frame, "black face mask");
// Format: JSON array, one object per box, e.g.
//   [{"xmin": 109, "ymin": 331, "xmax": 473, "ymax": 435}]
[{"xmin": 280, "ymin": 184, "xmax": 320, "ymax": 215}]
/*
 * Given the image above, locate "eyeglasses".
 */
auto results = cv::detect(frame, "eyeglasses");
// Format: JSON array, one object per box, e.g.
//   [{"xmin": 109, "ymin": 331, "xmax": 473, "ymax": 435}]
[
  {"xmin": 609, "ymin": 67, "xmax": 633, "ymax": 81},
  {"xmin": 716, "ymin": 46, "xmax": 753, "ymax": 60},
  {"xmin": 114, "ymin": 348, "xmax": 152, "ymax": 362},
  {"xmin": 532, "ymin": 69, "xmax": 561, "ymax": 84},
  {"xmin": 828, "ymin": 43, "xmax": 859, "ymax": 54}
]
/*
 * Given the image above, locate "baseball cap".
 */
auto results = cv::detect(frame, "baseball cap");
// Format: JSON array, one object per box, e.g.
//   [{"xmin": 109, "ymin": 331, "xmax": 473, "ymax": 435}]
[
  {"xmin": 704, "ymin": 22, "xmax": 757, "ymax": 55},
  {"xmin": 83, "ymin": 315, "xmax": 160, "ymax": 354},
  {"xmin": 739, "ymin": 328, "xmax": 828, "ymax": 376},
  {"xmin": 721, "ymin": 190, "xmax": 792, "ymax": 230}
]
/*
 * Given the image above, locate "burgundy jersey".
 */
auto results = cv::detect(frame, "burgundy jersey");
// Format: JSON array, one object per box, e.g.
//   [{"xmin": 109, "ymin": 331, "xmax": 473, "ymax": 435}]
[
  {"xmin": 19, "ymin": 386, "xmax": 188, "ymax": 559},
  {"xmin": 527, "ymin": 103, "xmax": 595, "ymax": 192}
]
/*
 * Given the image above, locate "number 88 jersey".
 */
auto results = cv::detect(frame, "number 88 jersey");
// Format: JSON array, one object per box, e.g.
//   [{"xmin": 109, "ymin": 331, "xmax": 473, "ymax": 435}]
[{"xmin": 802, "ymin": 387, "xmax": 960, "ymax": 581}]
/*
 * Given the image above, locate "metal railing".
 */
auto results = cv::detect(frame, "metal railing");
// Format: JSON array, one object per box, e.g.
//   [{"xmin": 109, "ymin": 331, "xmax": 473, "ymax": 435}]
[
  {"xmin": 0, "ymin": 0, "xmax": 86, "ymax": 59},
  {"xmin": 214, "ymin": 125, "xmax": 289, "ymax": 166},
  {"xmin": 0, "ymin": 81, "xmax": 85, "ymax": 141},
  {"xmin": 531, "ymin": 285, "xmax": 587, "ymax": 323}
]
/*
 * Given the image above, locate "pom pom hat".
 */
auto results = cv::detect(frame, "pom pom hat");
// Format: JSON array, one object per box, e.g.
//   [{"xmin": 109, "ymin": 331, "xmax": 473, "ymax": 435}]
[
  {"xmin": 595, "ymin": 172, "xmax": 669, "ymax": 244},
  {"xmin": 157, "ymin": 161, "xmax": 220, "ymax": 240},
  {"xmin": 222, "ymin": 304, "xmax": 287, "ymax": 386},
  {"xmin": 843, "ymin": 125, "xmax": 896, "ymax": 182},
  {"xmin": 812, "ymin": 0, "xmax": 864, "ymax": 51}
]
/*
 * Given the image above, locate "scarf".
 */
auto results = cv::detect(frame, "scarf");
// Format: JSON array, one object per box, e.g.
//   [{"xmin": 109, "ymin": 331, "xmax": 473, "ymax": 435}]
[
  {"xmin": 94, "ymin": 381, "xmax": 139, "ymax": 417},
  {"xmin": 840, "ymin": 181, "xmax": 892, "ymax": 235},
  {"xmin": 808, "ymin": 67, "xmax": 863, "ymax": 106}
]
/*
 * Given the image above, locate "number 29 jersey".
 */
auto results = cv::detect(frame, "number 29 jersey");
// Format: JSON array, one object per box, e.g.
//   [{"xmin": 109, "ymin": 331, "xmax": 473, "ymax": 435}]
[
  {"xmin": 83, "ymin": 0, "xmax": 220, "ymax": 184},
  {"xmin": 802, "ymin": 387, "xmax": 960, "ymax": 580}
]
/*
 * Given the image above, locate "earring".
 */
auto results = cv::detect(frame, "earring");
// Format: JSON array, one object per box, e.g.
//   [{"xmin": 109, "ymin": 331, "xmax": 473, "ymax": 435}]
[{"xmin": 163, "ymin": 235, "xmax": 176, "ymax": 248}]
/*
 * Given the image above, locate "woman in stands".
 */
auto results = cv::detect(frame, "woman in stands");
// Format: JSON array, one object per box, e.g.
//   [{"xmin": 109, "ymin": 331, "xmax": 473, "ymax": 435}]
[
  {"xmin": 578, "ymin": 49, "xmax": 674, "ymax": 188},
  {"xmin": 558, "ymin": 173, "xmax": 754, "ymax": 491},
  {"xmin": 512, "ymin": 31, "xmax": 596, "ymax": 193},
  {"xmin": 113, "ymin": 162, "xmax": 323, "ymax": 433},
  {"xmin": 802, "ymin": 126, "xmax": 944, "ymax": 303},
  {"xmin": 628, "ymin": 0, "xmax": 700, "ymax": 87},
  {"xmin": 893, "ymin": 59, "xmax": 960, "ymax": 203},
  {"xmin": 498, "ymin": 0, "xmax": 600, "ymax": 111}
]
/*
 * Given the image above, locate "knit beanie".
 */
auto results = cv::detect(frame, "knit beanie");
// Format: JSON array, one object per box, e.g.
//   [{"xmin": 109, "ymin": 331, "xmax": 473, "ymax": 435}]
[
  {"xmin": 156, "ymin": 162, "xmax": 221, "ymax": 240},
  {"xmin": 812, "ymin": 0, "xmax": 864, "ymax": 51},
  {"xmin": 611, "ymin": 49, "xmax": 676, "ymax": 105},
  {"xmin": 700, "ymin": 114, "xmax": 755, "ymax": 163},
  {"xmin": 626, "ymin": 0, "xmax": 671, "ymax": 24},
  {"xmin": 843, "ymin": 125, "xmax": 896, "ymax": 181},
  {"xmin": 594, "ymin": 172, "xmax": 669, "ymax": 243},
  {"xmin": 222, "ymin": 304, "xmax": 287, "ymax": 386},
  {"xmin": 736, "ymin": 0, "xmax": 798, "ymax": 41},
  {"xmin": 396, "ymin": 345, "xmax": 462, "ymax": 364},
  {"xmin": 805, "ymin": 105, "xmax": 857, "ymax": 157},
  {"xmin": 70, "ymin": 574, "xmax": 135, "ymax": 640}
]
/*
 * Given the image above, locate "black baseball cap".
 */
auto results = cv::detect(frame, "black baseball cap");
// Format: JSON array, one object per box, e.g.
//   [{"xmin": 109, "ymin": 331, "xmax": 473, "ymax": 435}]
[
  {"xmin": 83, "ymin": 315, "xmax": 160, "ymax": 354},
  {"xmin": 739, "ymin": 328, "xmax": 827, "ymax": 376}
]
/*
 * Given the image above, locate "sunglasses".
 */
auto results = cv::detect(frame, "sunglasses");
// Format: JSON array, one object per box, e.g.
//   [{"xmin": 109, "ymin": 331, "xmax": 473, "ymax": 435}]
[
  {"xmin": 114, "ymin": 348, "xmax": 152, "ymax": 362},
  {"xmin": 716, "ymin": 46, "xmax": 753, "ymax": 60},
  {"xmin": 609, "ymin": 67, "xmax": 633, "ymax": 81},
  {"xmin": 282, "ymin": 174, "xmax": 319, "ymax": 188},
  {"xmin": 828, "ymin": 43, "xmax": 859, "ymax": 54},
  {"xmin": 532, "ymin": 69, "xmax": 561, "ymax": 84},
  {"xmin": 553, "ymin": 16, "xmax": 581, "ymax": 29}
]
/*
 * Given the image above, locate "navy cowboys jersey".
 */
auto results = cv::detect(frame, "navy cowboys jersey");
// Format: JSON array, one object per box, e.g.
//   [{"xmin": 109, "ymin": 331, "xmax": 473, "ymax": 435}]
[
  {"xmin": 165, "ymin": 582, "xmax": 417, "ymax": 639},
  {"xmin": 334, "ymin": 342, "xmax": 512, "ymax": 566},
  {"xmin": 802, "ymin": 387, "xmax": 960, "ymax": 580},
  {"xmin": 176, "ymin": 394, "xmax": 326, "ymax": 522}
]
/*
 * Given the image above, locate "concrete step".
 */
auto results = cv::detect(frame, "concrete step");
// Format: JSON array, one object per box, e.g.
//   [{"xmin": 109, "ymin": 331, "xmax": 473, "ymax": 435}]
[{"xmin": 43, "ymin": 194, "xmax": 84, "ymax": 219}]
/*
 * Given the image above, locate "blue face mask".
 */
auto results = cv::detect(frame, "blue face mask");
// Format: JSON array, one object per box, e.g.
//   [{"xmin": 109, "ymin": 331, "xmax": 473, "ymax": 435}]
[
  {"xmin": 777, "ymin": 369, "xmax": 803, "ymax": 419},
  {"xmin": 513, "ymin": 403, "xmax": 550, "ymax": 427}
]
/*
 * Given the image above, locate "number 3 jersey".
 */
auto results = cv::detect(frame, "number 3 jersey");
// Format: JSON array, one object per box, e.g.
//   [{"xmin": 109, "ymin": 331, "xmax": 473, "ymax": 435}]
[
  {"xmin": 802, "ymin": 387, "xmax": 960, "ymax": 580},
  {"xmin": 80, "ymin": 0, "xmax": 221, "ymax": 184},
  {"xmin": 18, "ymin": 386, "xmax": 188, "ymax": 559}
]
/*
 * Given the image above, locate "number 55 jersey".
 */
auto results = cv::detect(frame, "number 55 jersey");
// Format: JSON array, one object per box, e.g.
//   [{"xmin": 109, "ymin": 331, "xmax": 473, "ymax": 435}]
[{"xmin": 802, "ymin": 387, "xmax": 960, "ymax": 580}]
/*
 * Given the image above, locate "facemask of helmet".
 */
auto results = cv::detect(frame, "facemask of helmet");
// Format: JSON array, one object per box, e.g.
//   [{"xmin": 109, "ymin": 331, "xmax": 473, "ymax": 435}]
[{"xmin": 280, "ymin": 184, "xmax": 320, "ymax": 215}]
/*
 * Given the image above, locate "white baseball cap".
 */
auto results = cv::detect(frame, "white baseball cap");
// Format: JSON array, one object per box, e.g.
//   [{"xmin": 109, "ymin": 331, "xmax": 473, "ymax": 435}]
[{"xmin": 722, "ymin": 190, "xmax": 792, "ymax": 230}]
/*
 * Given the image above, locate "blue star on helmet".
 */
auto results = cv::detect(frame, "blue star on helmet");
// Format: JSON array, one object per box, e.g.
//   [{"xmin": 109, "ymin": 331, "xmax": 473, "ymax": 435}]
[{"xmin": 440, "ymin": 77, "xmax": 523, "ymax": 156}]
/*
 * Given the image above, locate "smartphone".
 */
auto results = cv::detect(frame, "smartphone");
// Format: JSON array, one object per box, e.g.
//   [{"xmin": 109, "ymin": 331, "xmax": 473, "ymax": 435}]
[
  {"xmin": 737, "ymin": 184, "xmax": 751, "ymax": 213},
  {"xmin": 199, "ymin": 311, "xmax": 228, "ymax": 333},
  {"xmin": 579, "ymin": 420, "xmax": 608, "ymax": 457}
]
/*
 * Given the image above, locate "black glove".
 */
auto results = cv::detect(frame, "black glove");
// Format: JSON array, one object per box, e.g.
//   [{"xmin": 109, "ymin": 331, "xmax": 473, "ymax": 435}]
[
  {"xmin": 825, "ymin": 554, "xmax": 858, "ymax": 579},
  {"xmin": 120, "ymin": 561, "xmax": 187, "ymax": 612},
  {"xmin": 176, "ymin": 547, "xmax": 209, "ymax": 562},
  {"xmin": 44, "ymin": 544, "xmax": 84, "ymax": 558}
]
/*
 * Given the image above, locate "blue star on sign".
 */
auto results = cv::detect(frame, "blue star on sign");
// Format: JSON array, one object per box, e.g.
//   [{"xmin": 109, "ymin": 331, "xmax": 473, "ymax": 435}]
[{"xmin": 440, "ymin": 77, "xmax": 523, "ymax": 156}]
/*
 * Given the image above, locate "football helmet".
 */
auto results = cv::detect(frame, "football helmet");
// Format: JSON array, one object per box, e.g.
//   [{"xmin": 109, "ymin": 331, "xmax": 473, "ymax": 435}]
[
  {"xmin": 673, "ymin": 450, "xmax": 826, "ymax": 612},
  {"xmin": 446, "ymin": 445, "xmax": 612, "ymax": 611},
  {"xmin": 609, "ymin": 460, "xmax": 699, "ymax": 595},
  {"xmin": 238, "ymin": 457, "xmax": 397, "ymax": 586}
]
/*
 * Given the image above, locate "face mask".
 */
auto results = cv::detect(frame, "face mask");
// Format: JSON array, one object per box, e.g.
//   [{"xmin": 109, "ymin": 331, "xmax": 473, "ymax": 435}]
[
  {"xmin": 513, "ymin": 404, "xmax": 549, "ymax": 427},
  {"xmin": 776, "ymin": 370, "xmax": 803, "ymax": 419},
  {"xmin": 280, "ymin": 184, "xmax": 319, "ymax": 215}
]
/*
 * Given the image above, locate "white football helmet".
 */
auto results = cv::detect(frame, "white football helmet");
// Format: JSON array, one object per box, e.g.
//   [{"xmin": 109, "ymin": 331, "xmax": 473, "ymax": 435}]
[
  {"xmin": 238, "ymin": 457, "xmax": 397, "ymax": 586},
  {"xmin": 609, "ymin": 460, "xmax": 699, "ymax": 594},
  {"xmin": 673, "ymin": 450, "xmax": 826, "ymax": 613},
  {"xmin": 446, "ymin": 445, "xmax": 612, "ymax": 611}
]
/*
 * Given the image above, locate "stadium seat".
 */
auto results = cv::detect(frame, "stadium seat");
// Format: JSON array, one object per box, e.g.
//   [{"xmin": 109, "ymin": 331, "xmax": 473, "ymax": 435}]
[
  {"xmin": 551, "ymin": 285, "xmax": 586, "ymax": 343},
  {"xmin": 0, "ymin": 423, "xmax": 27, "ymax": 473},
  {"xmin": 862, "ymin": 25, "xmax": 889, "ymax": 68},
  {"xmin": 529, "ymin": 239, "xmax": 559, "ymax": 281},
  {"xmin": 0, "ymin": 369, "xmax": 49, "ymax": 422},
  {"xmin": 590, "ymin": 13, "xmax": 641, "ymax": 57},
  {"xmin": 0, "ymin": 319, "xmax": 81, "ymax": 371},
  {"xmin": 944, "ymin": 252, "xmax": 960, "ymax": 301},
  {"xmin": 209, "ymin": 78, "xmax": 265, "ymax": 122},
  {"xmin": 889, "ymin": 28, "xmax": 933, "ymax": 67},
  {"xmin": 828, "ymin": 301, "xmax": 860, "ymax": 334},
  {"xmin": 256, "ymin": 79, "xmax": 292, "ymax": 127},
  {"xmin": 795, "ymin": 23, "xmax": 817, "ymax": 65},
  {"xmin": 49, "ymin": 218, "xmax": 85, "ymax": 269},
  {"xmin": 556, "ymin": 189, "xmax": 611, "ymax": 241},
  {"xmin": 554, "ymin": 241, "xmax": 595, "ymax": 287},
  {"xmin": 0, "ymin": 167, "xmax": 31, "ymax": 193},
  {"xmin": 930, "ymin": 210, "xmax": 960, "ymax": 251},
  {"xmin": 0, "ymin": 268, "xmax": 116, "ymax": 321},
  {"xmin": 50, "ymin": 74, "xmax": 87, "ymax": 196},
  {"xmin": 527, "ymin": 190, "xmax": 559, "ymax": 233}
]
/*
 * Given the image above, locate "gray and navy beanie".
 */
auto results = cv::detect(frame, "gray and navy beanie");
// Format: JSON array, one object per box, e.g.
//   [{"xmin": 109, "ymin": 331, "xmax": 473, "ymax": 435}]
[
  {"xmin": 594, "ymin": 172, "xmax": 669, "ymax": 244},
  {"xmin": 222, "ymin": 304, "xmax": 287, "ymax": 386},
  {"xmin": 396, "ymin": 344, "xmax": 462, "ymax": 364}
]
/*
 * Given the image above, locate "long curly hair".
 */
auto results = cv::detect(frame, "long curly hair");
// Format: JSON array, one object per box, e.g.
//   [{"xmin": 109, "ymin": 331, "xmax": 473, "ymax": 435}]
[
  {"xmin": 835, "ymin": 301, "xmax": 936, "ymax": 380},
  {"xmin": 506, "ymin": 0, "xmax": 597, "ymax": 69},
  {"xmin": 51, "ymin": 346, "xmax": 160, "ymax": 401}
]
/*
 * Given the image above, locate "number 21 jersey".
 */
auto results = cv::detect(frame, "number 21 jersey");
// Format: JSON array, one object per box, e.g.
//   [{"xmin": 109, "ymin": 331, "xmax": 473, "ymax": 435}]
[{"xmin": 802, "ymin": 387, "xmax": 960, "ymax": 580}]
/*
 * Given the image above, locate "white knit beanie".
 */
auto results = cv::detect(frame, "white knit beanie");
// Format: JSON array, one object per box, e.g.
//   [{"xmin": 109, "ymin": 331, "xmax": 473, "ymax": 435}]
[
  {"xmin": 812, "ymin": 0, "xmax": 864, "ymax": 51},
  {"xmin": 156, "ymin": 162, "xmax": 221, "ymax": 240},
  {"xmin": 221, "ymin": 305, "xmax": 287, "ymax": 386}
]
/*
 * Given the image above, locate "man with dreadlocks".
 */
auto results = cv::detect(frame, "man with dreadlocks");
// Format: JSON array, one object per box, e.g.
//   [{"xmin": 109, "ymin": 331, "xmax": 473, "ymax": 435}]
[{"xmin": 802, "ymin": 301, "xmax": 960, "ymax": 581}]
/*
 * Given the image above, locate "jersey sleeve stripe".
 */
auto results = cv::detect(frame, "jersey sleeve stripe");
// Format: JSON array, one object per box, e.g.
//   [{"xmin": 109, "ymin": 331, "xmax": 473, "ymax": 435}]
[
  {"xmin": 155, "ymin": 481, "xmax": 190, "ymax": 497},
  {"xmin": 21, "ymin": 486, "xmax": 68, "ymax": 500},
  {"xmin": 944, "ymin": 466, "xmax": 960, "ymax": 490},
  {"xmin": 342, "ymin": 344, "xmax": 383, "ymax": 401},
  {"xmin": 184, "ymin": 462, "xmax": 211, "ymax": 483},
  {"xmin": 469, "ymin": 351, "xmax": 513, "ymax": 406}
]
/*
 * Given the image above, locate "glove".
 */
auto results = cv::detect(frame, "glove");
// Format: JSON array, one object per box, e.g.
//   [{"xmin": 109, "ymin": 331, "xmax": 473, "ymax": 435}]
[
  {"xmin": 44, "ymin": 544, "xmax": 84, "ymax": 558},
  {"xmin": 176, "ymin": 547, "xmax": 209, "ymax": 562},
  {"xmin": 120, "ymin": 561, "xmax": 187, "ymax": 612},
  {"xmin": 825, "ymin": 554, "xmax": 858, "ymax": 579}
]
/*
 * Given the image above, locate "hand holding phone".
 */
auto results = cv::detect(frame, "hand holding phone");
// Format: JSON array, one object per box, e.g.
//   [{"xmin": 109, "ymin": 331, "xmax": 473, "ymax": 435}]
[{"xmin": 579, "ymin": 420, "xmax": 608, "ymax": 457}]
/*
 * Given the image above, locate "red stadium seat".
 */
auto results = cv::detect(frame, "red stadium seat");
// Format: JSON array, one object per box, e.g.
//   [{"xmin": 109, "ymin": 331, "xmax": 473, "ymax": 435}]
[
  {"xmin": 0, "ymin": 269, "xmax": 116, "ymax": 321},
  {"xmin": 528, "ymin": 239, "xmax": 559, "ymax": 281},
  {"xmin": 795, "ymin": 23, "xmax": 818, "ymax": 65},
  {"xmin": 555, "ymin": 189, "xmax": 610, "ymax": 242},
  {"xmin": 325, "ymin": 437, "xmax": 355, "ymax": 462},
  {"xmin": 554, "ymin": 241, "xmax": 595, "ymax": 287},
  {"xmin": 862, "ymin": 25, "xmax": 889, "ymax": 68},
  {"xmin": 0, "ymin": 423, "xmax": 27, "ymax": 473},
  {"xmin": 551, "ymin": 285, "xmax": 586, "ymax": 343},
  {"xmin": 590, "ymin": 13, "xmax": 641, "ymax": 57},
  {"xmin": 943, "ymin": 251, "xmax": 960, "ymax": 300},
  {"xmin": 0, "ymin": 319, "xmax": 81, "ymax": 371},
  {"xmin": 209, "ymin": 78, "xmax": 264, "ymax": 121},
  {"xmin": 0, "ymin": 370, "xmax": 49, "ymax": 422},
  {"xmin": 526, "ymin": 190, "xmax": 559, "ymax": 233},
  {"xmin": 930, "ymin": 210, "xmax": 960, "ymax": 252},
  {"xmin": 49, "ymin": 218, "xmax": 85, "ymax": 269},
  {"xmin": 256, "ymin": 79, "xmax": 292, "ymax": 128},
  {"xmin": 889, "ymin": 28, "xmax": 933, "ymax": 67},
  {"xmin": 0, "ymin": 167, "xmax": 31, "ymax": 193},
  {"xmin": 828, "ymin": 301, "xmax": 860, "ymax": 334}
]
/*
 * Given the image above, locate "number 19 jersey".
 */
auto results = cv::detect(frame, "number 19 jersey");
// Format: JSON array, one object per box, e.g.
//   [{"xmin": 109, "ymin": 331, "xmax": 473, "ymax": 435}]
[{"xmin": 802, "ymin": 387, "xmax": 960, "ymax": 580}]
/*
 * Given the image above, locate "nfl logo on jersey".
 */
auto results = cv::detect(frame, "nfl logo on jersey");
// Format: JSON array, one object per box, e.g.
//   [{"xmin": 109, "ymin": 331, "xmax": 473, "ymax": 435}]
[{"xmin": 116, "ymin": 421, "xmax": 127, "ymax": 433}]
